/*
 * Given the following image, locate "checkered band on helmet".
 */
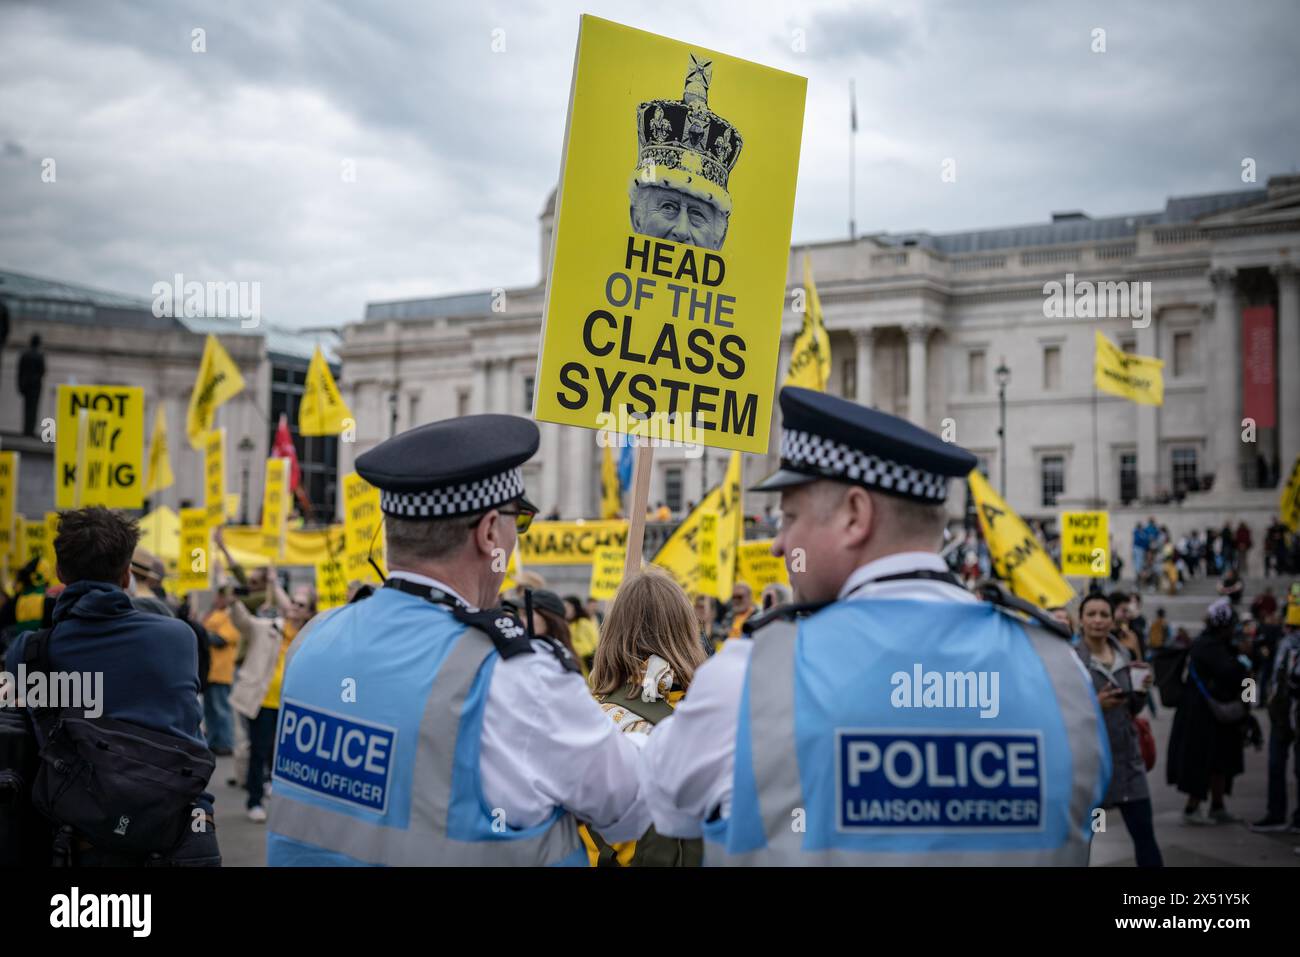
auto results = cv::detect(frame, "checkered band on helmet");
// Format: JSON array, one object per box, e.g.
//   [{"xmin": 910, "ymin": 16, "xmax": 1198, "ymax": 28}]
[
  {"xmin": 780, "ymin": 429, "xmax": 951, "ymax": 503},
  {"xmin": 379, "ymin": 468, "xmax": 525, "ymax": 518}
]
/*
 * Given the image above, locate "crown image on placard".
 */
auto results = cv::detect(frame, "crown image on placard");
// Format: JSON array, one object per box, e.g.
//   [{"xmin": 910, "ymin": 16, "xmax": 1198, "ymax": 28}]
[{"xmin": 632, "ymin": 53, "xmax": 744, "ymax": 215}]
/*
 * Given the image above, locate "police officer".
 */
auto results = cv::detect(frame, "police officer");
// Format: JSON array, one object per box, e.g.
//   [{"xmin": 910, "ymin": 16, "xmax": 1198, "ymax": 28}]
[
  {"xmin": 268, "ymin": 414, "xmax": 649, "ymax": 865},
  {"xmin": 638, "ymin": 387, "xmax": 1109, "ymax": 864}
]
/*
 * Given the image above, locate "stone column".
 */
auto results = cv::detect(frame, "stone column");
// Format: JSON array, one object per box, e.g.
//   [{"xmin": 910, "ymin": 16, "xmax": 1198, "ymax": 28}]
[
  {"xmin": 471, "ymin": 359, "xmax": 489, "ymax": 416},
  {"xmin": 853, "ymin": 328, "xmax": 875, "ymax": 407},
  {"xmin": 1273, "ymin": 263, "xmax": 1300, "ymax": 475},
  {"xmin": 1208, "ymin": 268, "xmax": 1241, "ymax": 495},
  {"xmin": 905, "ymin": 324, "xmax": 930, "ymax": 428},
  {"xmin": 1136, "ymin": 310, "xmax": 1160, "ymax": 500}
]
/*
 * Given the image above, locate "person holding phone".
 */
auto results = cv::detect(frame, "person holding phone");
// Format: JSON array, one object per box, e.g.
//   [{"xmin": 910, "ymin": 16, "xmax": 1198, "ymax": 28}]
[{"xmin": 1074, "ymin": 592, "xmax": 1163, "ymax": 867}]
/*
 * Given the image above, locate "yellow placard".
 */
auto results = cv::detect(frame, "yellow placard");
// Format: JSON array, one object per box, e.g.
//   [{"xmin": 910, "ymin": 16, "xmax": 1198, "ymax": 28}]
[
  {"xmin": 1280, "ymin": 454, "xmax": 1300, "ymax": 533},
  {"xmin": 44, "ymin": 512, "xmax": 61, "ymax": 584},
  {"xmin": 21, "ymin": 518, "xmax": 47, "ymax": 569},
  {"xmin": 695, "ymin": 509, "xmax": 719, "ymax": 595},
  {"xmin": 343, "ymin": 472, "xmax": 384, "ymax": 583},
  {"xmin": 969, "ymin": 470, "xmax": 1074, "ymax": 609},
  {"xmin": 588, "ymin": 544, "xmax": 626, "ymax": 600},
  {"xmin": 533, "ymin": 16, "xmax": 806, "ymax": 454},
  {"xmin": 518, "ymin": 520, "xmax": 629, "ymax": 565},
  {"xmin": 261, "ymin": 458, "xmax": 290, "ymax": 559},
  {"xmin": 0, "ymin": 451, "xmax": 18, "ymax": 562},
  {"xmin": 737, "ymin": 539, "xmax": 789, "ymax": 592},
  {"xmin": 11, "ymin": 515, "xmax": 24, "ymax": 571},
  {"xmin": 652, "ymin": 452, "xmax": 741, "ymax": 599},
  {"xmin": 177, "ymin": 507, "xmax": 212, "ymax": 596},
  {"xmin": 316, "ymin": 558, "xmax": 349, "ymax": 610},
  {"xmin": 1060, "ymin": 511, "xmax": 1110, "ymax": 578},
  {"xmin": 55, "ymin": 386, "xmax": 145, "ymax": 509},
  {"xmin": 204, "ymin": 429, "xmax": 226, "ymax": 527}
]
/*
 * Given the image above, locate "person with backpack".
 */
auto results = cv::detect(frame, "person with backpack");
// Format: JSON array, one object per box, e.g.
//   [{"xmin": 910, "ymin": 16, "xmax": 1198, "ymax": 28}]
[
  {"xmin": 582, "ymin": 567, "xmax": 706, "ymax": 866},
  {"xmin": 2, "ymin": 507, "xmax": 219, "ymax": 865}
]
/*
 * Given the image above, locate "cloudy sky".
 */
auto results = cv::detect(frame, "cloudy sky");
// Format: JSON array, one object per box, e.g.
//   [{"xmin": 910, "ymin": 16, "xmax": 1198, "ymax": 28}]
[{"xmin": 1, "ymin": 0, "xmax": 1297, "ymax": 328}]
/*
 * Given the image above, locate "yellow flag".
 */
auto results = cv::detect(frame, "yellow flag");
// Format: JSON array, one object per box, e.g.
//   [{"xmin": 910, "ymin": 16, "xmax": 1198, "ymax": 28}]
[
  {"xmin": 600, "ymin": 442, "xmax": 621, "ymax": 519},
  {"xmin": 783, "ymin": 255, "xmax": 831, "ymax": 391},
  {"xmin": 652, "ymin": 452, "xmax": 742, "ymax": 599},
  {"xmin": 187, "ymin": 335, "xmax": 245, "ymax": 448},
  {"xmin": 299, "ymin": 345, "xmax": 353, "ymax": 436},
  {"xmin": 1280, "ymin": 454, "xmax": 1300, "ymax": 532},
  {"xmin": 968, "ymin": 469, "xmax": 1074, "ymax": 609},
  {"xmin": 1094, "ymin": 331, "xmax": 1163, "ymax": 405},
  {"xmin": 144, "ymin": 404, "xmax": 175, "ymax": 495}
]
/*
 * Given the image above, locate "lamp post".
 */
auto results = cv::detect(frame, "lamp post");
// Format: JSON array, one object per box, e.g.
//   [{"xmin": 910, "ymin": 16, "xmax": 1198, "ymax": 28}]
[
  {"xmin": 238, "ymin": 435, "xmax": 254, "ymax": 524},
  {"xmin": 387, "ymin": 390, "xmax": 399, "ymax": 438},
  {"xmin": 995, "ymin": 359, "xmax": 1010, "ymax": 499}
]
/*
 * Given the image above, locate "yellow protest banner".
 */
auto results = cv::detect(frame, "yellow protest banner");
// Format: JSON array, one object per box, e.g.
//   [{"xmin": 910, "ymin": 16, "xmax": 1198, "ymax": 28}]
[
  {"xmin": 653, "ymin": 452, "xmax": 741, "ymax": 599},
  {"xmin": 969, "ymin": 470, "xmax": 1074, "ymax": 609},
  {"xmin": 316, "ymin": 557, "xmax": 349, "ymax": 610},
  {"xmin": 533, "ymin": 16, "xmax": 806, "ymax": 454},
  {"xmin": 783, "ymin": 255, "xmax": 830, "ymax": 391},
  {"xmin": 55, "ymin": 385, "xmax": 145, "ymax": 509},
  {"xmin": 22, "ymin": 519, "xmax": 48, "ymax": 578},
  {"xmin": 695, "ymin": 509, "xmax": 720, "ymax": 596},
  {"xmin": 1094, "ymin": 331, "xmax": 1164, "ymax": 406},
  {"xmin": 589, "ymin": 543, "xmax": 626, "ymax": 600},
  {"xmin": 299, "ymin": 346, "xmax": 353, "ymax": 436},
  {"xmin": 737, "ymin": 539, "xmax": 789, "ymax": 593},
  {"xmin": 44, "ymin": 512, "xmax": 61, "ymax": 584},
  {"xmin": 1059, "ymin": 511, "xmax": 1110, "ymax": 578},
  {"xmin": 177, "ymin": 507, "xmax": 212, "ymax": 596},
  {"xmin": 144, "ymin": 404, "xmax": 174, "ymax": 495},
  {"xmin": 204, "ymin": 429, "xmax": 226, "ymax": 527},
  {"xmin": 261, "ymin": 457, "xmax": 290, "ymax": 558},
  {"xmin": 187, "ymin": 335, "xmax": 245, "ymax": 448},
  {"xmin": 343, "ymin": 472, "xmax": 385, "ymax": 583},
  {"xmin": 519, "ymin": 520, "xmax": 629, "ymax": 565},
  {"xmin": 0, "ymin": 451, "xmax": 17, "ymax": 564},
  {"xmin": 600, "ymin": 443, "xmax": 622, "ymax": 519},
  {"xmin": 11, "ymin": 515, "xmax": 24, "ymax": 571},
  {"xmin": 217, "ymin": 525, "xmax": 344, "ymax": 570},
  {"xmin": 74, "ymin": 409, "xmax": 115, "ymax": 507},
  {"xmin": 1280, "ymin": 454, "xmax": 1300, "ymax": 533}
]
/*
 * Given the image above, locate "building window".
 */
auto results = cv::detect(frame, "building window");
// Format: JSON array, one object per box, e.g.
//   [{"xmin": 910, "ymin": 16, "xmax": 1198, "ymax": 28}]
[
  {"xmin": 1171, "ymin": 447, "xmax": 1198, "ymax": 495},
  {"xmin": 1173, "ymin": 331, "xmax": 1194, "ymax": 377},
  {"xmin": 1042, "ymin": 346, "xmax": 1061, "ymax": 391},
  {"xmin": 664, "ymin": 467, "xmax": 683, "ymax": 514},
  {"xmin": 523, "ymin": 375, "xmax": 535, "ymax": 412},
  {"xmin": 968, "ymin": 349, "xmax": 987, "ymax": 394},
  {"xmin": 1041, "ymin": 455, "xmax": 1065, "ymax": 507},
  {"xmin": 842, "ymin": 358, "xmax": 857, "ymax": 400},
  {"xmin": 1119, "ymin": 452, "xmax": 1138, "ymax": 505}
]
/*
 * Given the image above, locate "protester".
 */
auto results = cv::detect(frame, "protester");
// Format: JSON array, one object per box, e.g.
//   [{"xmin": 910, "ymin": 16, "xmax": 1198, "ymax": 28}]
[
  {"xmin": 693, "ymin": 593, "xmax": 720, "ymax": 655},
  {"xmin": 1235, "ymin": 521, "xmax": 1253, "ymax": 575},
  {"xmin": 2, "ymin": 507, "xmax": 218, "ymax": 865},
  {"xmin": 200, "ymin": 581, "xmax": 242, "ymax": 755},
  {"xmin": 528, "ymin": 589, "xmax": 582, "ymax": 670},
  {"xmin": 722, "ymin": 581, "xmax": 755, "ymax": 640},
  {"xmin": 1166, "ymin": 598, "xmax": 1250, "ymax": 825},
  {"xmin": 1074, "ymin": 593, "xmax": 1163, "ymax": 867},
  {"xmin": 564, "ymin": 594, "xmax": 600, "ymax": 673},
  {"xmin": 1218, "ymin": 566, "xmax": 1245, "ymax": 607},
  {"xmin": 583, "ymin": 567, "xmax": 706, "ymax": 866},
  {"xmin": 1251, "ymin": 619, "xmax": 1300, "ymax": 832}
]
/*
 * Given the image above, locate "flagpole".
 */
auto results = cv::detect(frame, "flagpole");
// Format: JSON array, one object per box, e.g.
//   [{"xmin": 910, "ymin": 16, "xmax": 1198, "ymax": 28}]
[
  {"xmin": 1091, "ymin": 385, "xmax": 1100, "ymax": 507},
  {"xmin": 623, "ymin": 444, "xmax": 654, "ymax": 578},
  {"xmin": 848, "ymin": 79, "xmax": 856, "ymax": 240}
]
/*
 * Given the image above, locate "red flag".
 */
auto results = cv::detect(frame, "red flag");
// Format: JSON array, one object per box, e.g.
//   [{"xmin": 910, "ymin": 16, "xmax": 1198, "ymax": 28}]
[{"xmin": 272, "ymin": 414, "xmax": 301, "ymax": 490}]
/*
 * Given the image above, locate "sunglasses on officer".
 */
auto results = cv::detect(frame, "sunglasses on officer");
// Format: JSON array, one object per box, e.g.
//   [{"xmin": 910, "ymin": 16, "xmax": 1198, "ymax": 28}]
[{"xmin": 467, "ymin": 500, "xmax": 537, "ymax": 535}]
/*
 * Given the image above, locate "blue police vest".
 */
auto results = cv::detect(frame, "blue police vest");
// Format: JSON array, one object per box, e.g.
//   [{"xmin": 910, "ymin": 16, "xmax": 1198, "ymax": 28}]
[
  {"xmin": 266, "ymin": 587, "xmax": 585, "ymax": 866},
  {"xmin": 704, "ymin": 598, "xmax": 1111, "ymax": 865}
]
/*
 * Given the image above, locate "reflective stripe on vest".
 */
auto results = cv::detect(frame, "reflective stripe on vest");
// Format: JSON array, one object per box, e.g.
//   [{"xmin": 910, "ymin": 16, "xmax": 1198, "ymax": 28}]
[
  {"xmin": 268, "ymin": 591, "xmax": 583, "ymax": 866},
  {"xmin": 705, "ymin": 601, "xmax": 1108, "ymax": 865}
]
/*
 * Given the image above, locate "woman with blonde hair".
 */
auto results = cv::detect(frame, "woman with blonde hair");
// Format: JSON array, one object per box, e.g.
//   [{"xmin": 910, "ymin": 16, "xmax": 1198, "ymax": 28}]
[{"xmin": 582, "ymin": 567, "xmax": 706, "ymax": 866}]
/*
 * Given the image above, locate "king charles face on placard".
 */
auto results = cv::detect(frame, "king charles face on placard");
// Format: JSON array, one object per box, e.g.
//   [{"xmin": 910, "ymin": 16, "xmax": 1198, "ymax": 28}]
[{"xmin": 628, "ymin": 53, "xmax": 744, "ymax": 251}]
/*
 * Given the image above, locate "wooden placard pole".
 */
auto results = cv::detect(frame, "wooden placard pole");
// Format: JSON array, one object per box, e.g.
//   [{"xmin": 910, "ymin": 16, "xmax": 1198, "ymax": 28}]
[{"xmin": 623, "ymin": 443, "xmax": 655, "ymax": 578}]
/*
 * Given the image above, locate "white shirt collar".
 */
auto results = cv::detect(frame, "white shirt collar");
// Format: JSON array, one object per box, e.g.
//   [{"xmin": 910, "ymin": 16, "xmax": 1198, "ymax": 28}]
[
  {"xmin": 837, "ymin": 551, "xmax": 951, "ymax": 600},
  {"xmin": 386, "ymin": 569, "xmax": 477, "ymax": 611}
]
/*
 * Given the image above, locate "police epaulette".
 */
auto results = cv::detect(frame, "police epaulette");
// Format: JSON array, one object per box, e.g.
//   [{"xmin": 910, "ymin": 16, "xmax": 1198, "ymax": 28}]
[
  {"xmin": 742, "ymin": 601, "xmax": 830, "ymax": 637},
  {"xmin": 450, "ymin": 606, "xmax": 536, "ymax": 661},
  {"xmin": 975, "ymin": 580, "xmax": 1072, "ymax": 640}
]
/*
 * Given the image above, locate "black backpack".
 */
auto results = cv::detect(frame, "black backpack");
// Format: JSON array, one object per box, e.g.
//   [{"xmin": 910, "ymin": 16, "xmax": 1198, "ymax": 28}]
[{"xmin": 21, "ymin": 627, "xmax": 216, "ymax": 859}]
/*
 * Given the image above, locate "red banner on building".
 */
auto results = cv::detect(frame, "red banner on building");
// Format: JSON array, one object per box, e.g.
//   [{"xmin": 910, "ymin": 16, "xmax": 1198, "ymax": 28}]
[{"xmin": 1242, "ymin": 305, "xmax": 1276, "ymax": 428}]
